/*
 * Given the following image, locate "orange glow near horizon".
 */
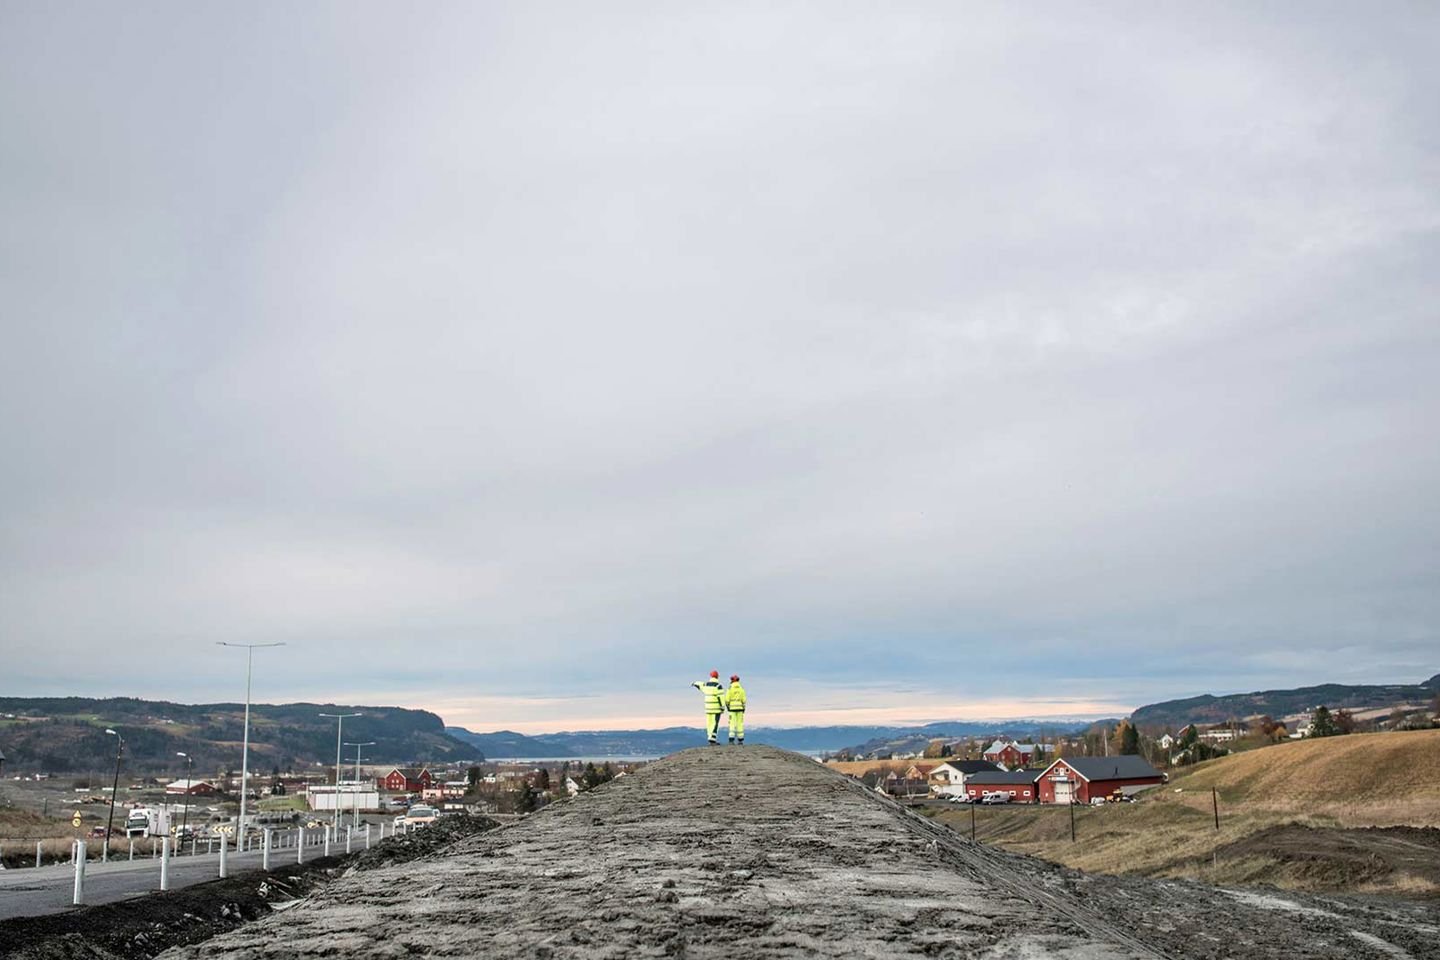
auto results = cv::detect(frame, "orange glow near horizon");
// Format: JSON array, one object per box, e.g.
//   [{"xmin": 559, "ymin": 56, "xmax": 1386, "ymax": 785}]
[{"xmin": 358, "ymin": 692, "xmax": 1139, "ymax": 735}]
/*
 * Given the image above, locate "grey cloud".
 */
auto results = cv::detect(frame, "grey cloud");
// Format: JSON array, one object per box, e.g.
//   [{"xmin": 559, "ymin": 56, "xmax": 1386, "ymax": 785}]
[{"xmin": 2, "ymin": 3, "xmax": 1437, "ymax": 721}]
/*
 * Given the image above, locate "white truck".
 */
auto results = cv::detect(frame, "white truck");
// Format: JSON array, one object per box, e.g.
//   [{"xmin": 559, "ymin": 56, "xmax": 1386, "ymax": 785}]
[{"xmin": 124, "ymin": 806, "xmax": 172, "ymax": 838}]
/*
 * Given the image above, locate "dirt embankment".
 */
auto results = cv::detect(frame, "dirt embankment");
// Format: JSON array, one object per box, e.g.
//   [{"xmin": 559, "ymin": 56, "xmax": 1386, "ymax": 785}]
[
  {"xmin": 1214, "ymin": 824, "xmax": 1440, "ymax": 894},
  {"xmin": 0, "ymin": 816, "xmax": 497, "ymax": 960},
  {"xmin": 137, "ymin": 747, "xmax": 1437, "ymax": 960}
]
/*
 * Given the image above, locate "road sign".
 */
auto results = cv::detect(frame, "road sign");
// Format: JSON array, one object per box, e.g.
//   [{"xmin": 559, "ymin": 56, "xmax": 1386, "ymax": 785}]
[{"xmin": 72, "ymin": 812, "xmax": 82, "ymax": 827}]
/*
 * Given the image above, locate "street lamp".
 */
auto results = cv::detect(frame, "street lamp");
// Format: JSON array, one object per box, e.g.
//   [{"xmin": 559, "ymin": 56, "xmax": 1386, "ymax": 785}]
[
  {"xmin": 344, "ymin": 741, "xmax": 375, "ymax": 829},
  {"xmin": 176, "ymin": 752, "xmax": 194, "ymax": 839},
  {"xmin": 103, "ymin": 729, "xmax": 124, "ymax": 861},
  {"xmin": 318, "ymin": 712, "xmax": 361, "ymax": 831},
  {"xmin": 217, "ymin": 641, "xmax": 285, "ymax": 850}
]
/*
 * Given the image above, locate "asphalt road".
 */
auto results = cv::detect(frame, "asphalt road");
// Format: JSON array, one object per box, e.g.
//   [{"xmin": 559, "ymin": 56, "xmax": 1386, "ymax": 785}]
[{"xmin": 0, "ymin": 827, "xmax": 375, "ymax": 920}]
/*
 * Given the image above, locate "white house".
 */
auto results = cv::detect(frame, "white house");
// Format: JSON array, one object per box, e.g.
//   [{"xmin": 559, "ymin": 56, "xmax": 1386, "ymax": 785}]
[{"xmin": 927, "ymin": 760, "xmax": 1003, "ymax": 796}]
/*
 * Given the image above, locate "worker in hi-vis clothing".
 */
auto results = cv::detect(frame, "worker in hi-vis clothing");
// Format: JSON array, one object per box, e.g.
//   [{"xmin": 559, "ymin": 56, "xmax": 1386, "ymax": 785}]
[
  {"xmin": 692, "ymin": 670, "xmax": 726, "ymax": 745},
  {"xmin": 725, "ymin": 674, "xmax": 747, "ymax": 745}
]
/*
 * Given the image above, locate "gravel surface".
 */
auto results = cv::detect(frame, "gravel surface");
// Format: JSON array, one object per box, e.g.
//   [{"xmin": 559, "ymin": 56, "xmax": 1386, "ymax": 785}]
[{"xmin": 144, "ymin": 747, "xmax": 1439, "ymax": 959}]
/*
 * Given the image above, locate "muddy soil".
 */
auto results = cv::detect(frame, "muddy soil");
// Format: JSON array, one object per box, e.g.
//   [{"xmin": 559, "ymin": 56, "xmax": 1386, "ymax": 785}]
[
  {"xmin": 1214, "ymin": 824, "xmax": 1440, "ymax": 892},
  {"xmin": 136, "ymin": 747, "xmax": 1438, "ymax": 960},
  {"xmin": 0, "ymin": 816, "xmax": 497, "ymax": 960}
]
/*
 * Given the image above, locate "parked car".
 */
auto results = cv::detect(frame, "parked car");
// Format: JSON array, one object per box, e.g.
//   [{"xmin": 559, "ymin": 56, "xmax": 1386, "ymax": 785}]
[
  {"xmin": 403, "ymin": 805, "xmax": 439, "ymax": 827},
  {"xmin": 980, "ymin": 792, "xmax": 1010, "ymax": 805},
  {"xmin": 948, "ymin": 795, "xmax": 971, "ymax": 804}
]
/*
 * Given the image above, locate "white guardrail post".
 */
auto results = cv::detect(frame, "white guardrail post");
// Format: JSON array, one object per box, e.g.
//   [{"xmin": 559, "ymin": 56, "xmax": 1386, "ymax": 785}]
[
  {"xmin": 73, "ymin": 841, "xmax": 87, "ymax": 905},
  {"xmin": 323, "ymin": 826, "xmax": 331, "ymax": 857},
  {"xmin": 36, "ymin": 841, "xmax": 43, "ymax": 868},
  {"xmin": 129, "ymin": 839, "xmax": 134, "ymax": 861},
  {"xmin": 160, "ymin": 836, "xmax": 171, "ymax": 891},
  {"xmin": 346, "ymin": 826, "xmax": 352, "ymax": 854},
  {"xmin": 219, "ymin": 835, "xmax": 228, "ymax": 878},
  {"xmin": 365, "ymin": 824, "xmax": 372, "ymax": 849},
  {"xmin": 262, "ymin": 829, "xmax": 271, "ymax": 871},
  {"xmin": 297, "ymin": 828, "xmax": 304, "ymax": 864}
]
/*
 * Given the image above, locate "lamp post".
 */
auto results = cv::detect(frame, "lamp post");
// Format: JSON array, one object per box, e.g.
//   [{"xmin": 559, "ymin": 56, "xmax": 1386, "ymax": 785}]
[
  {"xmin": 344, "ymin": 741, "xmax": 375, "ymax": 829},
  {"xmin": 217, "ymin": 641, "xmax": 285, "ymax": 850},
  {"xmin": 319, "ymin": 713, "xmax": 361, "ymax": 831},
  {"xmin": 103, "ymin": 729, "xmax": 124, "ymax": 862},
  {"xmin": 176, "ymin": 752, "xmax": 194, "ymax": 839}
]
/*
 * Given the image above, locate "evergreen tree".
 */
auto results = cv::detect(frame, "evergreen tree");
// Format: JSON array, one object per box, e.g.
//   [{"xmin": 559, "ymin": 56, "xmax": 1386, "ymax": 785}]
[
  {"xmin": 516, "ymin": 783, "xmax": 538, "ymax": 813},
  {"xmin": 1119, "ymin": 722, "xmax": 1140, "ymax": 756},
  {"xmin": 1311, "ymin": 705, "xmax": 1337, "ymax": 737}
]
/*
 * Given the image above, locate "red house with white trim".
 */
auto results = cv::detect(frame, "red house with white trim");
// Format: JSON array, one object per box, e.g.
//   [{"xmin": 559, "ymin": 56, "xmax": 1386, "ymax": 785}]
[
  {"xmin": 981, "ymin": 741, "xmax": 1043, "ymax": 769},
  {"xmin": 380, "ymin": 767, "xmax": 434, "ymax": 793},
  {"xmin": 1035, "ymin": 756, "xmax": 1164, "ymax": 804}
]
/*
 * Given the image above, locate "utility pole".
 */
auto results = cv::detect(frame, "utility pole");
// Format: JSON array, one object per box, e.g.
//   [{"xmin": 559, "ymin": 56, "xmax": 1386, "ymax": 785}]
[
  {"xmin": 319, "ymin": 712, "xmax": 361, "ymax": 832},
  {"xmin": 103, "ymin": 729, "xmax": 124, "ymax": 861},
  {"xmin": 345, "ymin": 741, "xmax": 374, "ymax": 829},
  {"xmin": 218, "ymin": 641, "xmax": 285, "ymax": 850},
  {"xmin": 176, "ymin": 752, "xmax": 194, "ymax": 839}
]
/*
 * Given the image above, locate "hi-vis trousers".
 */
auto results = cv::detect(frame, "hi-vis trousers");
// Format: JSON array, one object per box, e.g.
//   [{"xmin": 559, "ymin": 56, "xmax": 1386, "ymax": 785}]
[
  {"xmin": 705, "ymin": 712, "xmax": 722, "ymax": 743},
  {"xmin": 728, "ymin": 710, "xmax": 744, "ymax": 742}
]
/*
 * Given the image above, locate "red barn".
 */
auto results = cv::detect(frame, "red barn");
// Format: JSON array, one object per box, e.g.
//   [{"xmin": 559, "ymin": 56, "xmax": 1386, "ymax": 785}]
[
  {"xmin": 960, "ymin": 770, "xmax": 1037, "ymax": 802},
  {"xmin": 1035, "ymin": 756, "xmax": 1164, "ymax": 804},
  {"xmin": 380, "ymin": 767, "xmax": 434, "ymax": 793}
]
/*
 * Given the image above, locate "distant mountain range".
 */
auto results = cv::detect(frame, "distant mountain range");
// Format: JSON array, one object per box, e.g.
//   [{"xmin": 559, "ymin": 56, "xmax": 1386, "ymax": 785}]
[
  {"xmin": 10, "ymin": 672, "xmax": 1433, "ymax": 773},
  {"xmin": 1130, "ymin": 673, "xmax": 1440, "ymax": 728},
  {"xmin": 447, "ymin": 720, "xmax": 1100, "ymax": 759},
  {"xmin": 0, "ymin": 697, "xmax": 483, "ymax": 774}
]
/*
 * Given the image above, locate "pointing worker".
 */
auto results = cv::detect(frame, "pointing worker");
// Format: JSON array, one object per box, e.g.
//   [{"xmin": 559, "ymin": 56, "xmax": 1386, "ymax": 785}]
[
  {"xmin": 725, "ymin": 674, "xmax": 747, "ymax": 745},
  {"xmin": 691, "ymin": 670, "xmax": 726, "ymax": 745}
]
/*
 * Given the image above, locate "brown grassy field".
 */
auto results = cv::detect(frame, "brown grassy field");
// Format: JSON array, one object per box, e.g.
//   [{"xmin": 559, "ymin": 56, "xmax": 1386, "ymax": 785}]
[
  {"xmin": 821, "ymin": 758, "xmax": 916, "ymax": 779},
  {"xmin": 928, "ymin": 728, "xmax": 1440, "ymax": 898}
]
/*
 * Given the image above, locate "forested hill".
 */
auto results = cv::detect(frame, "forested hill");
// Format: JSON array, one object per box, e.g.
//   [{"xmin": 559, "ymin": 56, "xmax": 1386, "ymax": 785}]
[
  {"xmin": 1130, "ymin": 673, "xmax": 1440, "ymax": 728},
  {"xmin": 0, "ymin": 696, "xmax": 482, "ymax": 773}
]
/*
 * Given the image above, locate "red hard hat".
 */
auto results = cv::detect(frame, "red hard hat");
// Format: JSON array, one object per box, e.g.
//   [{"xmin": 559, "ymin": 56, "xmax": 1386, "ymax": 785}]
[
  {"xmin": 710, "ymin": 670, "xmax": 719, "ymax": 678},
  {"xmin": 731, "ymin": 674, "xmax": 740, "ymax": 681}
]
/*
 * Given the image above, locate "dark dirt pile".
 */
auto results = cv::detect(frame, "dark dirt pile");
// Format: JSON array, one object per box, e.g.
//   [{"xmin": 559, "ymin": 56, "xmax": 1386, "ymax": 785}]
[
  {"xmin": 0, "ymin": 816, "xmax": 497, "ymax": 960},
  {"xmin": 1215, "ymin": 824, "xmax": 1440, "ymax": 892},
  {"xmin": 146, "ymin": 748, "xmax": 1438, "ymax": 960}
]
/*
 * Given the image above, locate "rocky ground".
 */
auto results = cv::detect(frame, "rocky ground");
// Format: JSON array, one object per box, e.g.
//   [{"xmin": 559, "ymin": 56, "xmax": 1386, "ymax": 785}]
[{"xmin": 123, "ymin": 747, "xmax": 1439, "ymax": 960}]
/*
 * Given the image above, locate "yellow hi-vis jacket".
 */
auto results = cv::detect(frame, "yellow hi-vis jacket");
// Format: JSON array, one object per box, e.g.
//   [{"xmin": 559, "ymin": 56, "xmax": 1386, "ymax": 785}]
[
  {"xmin": 725, "ymin": 681, "xmax": 746, "ymax": 713},
  {"xmin": 693, "ymin": 678, "xmax": 725, "ymax": 714}
]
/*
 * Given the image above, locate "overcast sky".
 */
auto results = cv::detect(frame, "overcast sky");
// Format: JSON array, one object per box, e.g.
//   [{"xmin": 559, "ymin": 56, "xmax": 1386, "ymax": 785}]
[{"xmin": 2, "ymin": 3, "xmax": 1437, "ymax": 733}]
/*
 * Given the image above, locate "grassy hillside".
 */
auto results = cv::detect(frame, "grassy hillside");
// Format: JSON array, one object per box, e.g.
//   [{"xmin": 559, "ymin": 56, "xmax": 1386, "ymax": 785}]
[
  {"xmin": 1162, "ymin": 726, "xmax": 1440, "ymax": 821},
  {"xmin": 928, "ymin": 729, "xmax": 1440, "ymax": 898}
]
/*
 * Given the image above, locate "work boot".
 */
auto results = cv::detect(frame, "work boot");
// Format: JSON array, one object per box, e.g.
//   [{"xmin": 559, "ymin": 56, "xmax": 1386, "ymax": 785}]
[
  {"xmin": 728, "ymin": 737, "xmax": 735, "ymax": 745},
  {"xmin": 738, "ymin": 739, "xmax": 744, "ymax": 746},
  {"xmin": 708, "ymin": 739, "xmax": 717, "ymax": 746}
]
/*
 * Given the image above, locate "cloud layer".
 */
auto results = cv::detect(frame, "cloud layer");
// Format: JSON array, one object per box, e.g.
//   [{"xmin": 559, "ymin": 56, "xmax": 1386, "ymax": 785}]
[{"xmin": 3, "ymin": 4, "xmax": 1437, "ymax": 729}]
